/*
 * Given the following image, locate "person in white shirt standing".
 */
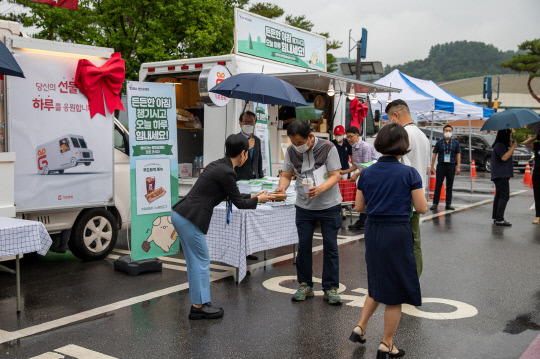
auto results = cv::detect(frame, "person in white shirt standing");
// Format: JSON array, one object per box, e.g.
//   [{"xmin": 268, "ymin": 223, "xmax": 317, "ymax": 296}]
[{"xmin": 385, "ymin": 99, "xmax": 431, "ymax": 278}]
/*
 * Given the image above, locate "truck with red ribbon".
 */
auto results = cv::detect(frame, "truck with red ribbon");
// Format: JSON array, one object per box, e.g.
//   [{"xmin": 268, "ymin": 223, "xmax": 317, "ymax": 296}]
[{"xmin": 0, "ymin": 20, "xmax": 130, "ymax": 261}]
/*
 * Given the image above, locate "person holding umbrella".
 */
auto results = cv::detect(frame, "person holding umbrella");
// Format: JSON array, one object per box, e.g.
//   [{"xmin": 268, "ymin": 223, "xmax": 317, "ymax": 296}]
[
  {"xmin": 491, "ymin": 129, "xmax": 517, "ymax": 226},
  {"xmin": 523, "ymin": 129, "xmax": 540, "ymax": 224}
]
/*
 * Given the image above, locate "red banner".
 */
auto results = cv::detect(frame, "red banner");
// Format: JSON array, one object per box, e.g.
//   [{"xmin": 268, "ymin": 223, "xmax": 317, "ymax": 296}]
[{"xmin": 28, "ymin": 0, "xmax": 78, "ymax": 10}]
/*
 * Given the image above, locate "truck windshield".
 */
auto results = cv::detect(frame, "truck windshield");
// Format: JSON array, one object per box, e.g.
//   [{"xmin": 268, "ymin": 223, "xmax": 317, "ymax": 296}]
[
  {"xmin": 78, "ymin": 139, "xmax": 88, "ymax": 148},
  {"xmin": 71, "ymin": 137, "xmax": 81, "ymax": 148}
]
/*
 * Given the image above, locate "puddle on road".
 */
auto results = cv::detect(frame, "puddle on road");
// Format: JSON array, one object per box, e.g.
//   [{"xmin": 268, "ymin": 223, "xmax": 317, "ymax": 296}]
[{"xmin": 503, "ymin": 313, "xmax": 540, "ymax": 334}]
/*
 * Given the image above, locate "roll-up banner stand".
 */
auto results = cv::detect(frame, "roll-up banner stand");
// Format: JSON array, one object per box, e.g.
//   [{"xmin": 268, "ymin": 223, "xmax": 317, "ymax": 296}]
[
  {"xmin": 7, "ymin": 45, "xmax": 114, "ymax": 211},
  {"xmin": 127, "ymin": 81, "xmax": 179, "ymax": 262}
]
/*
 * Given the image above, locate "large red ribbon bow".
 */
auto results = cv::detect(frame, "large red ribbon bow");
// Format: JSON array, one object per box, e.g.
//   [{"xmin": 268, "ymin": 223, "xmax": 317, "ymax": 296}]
[{"xmin": 75, "ymin": 52, "xmax": 125, "ymax": 118}]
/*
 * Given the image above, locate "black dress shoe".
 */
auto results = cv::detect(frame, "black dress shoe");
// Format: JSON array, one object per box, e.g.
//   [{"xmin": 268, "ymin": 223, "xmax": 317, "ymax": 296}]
[
  {"xmin": 348, "ymin": 220, "xmax": 364, "ymax": 230},
  {"xmin": 189, "ymin": 303, "xmax": 224, "ymax": 320},
  {"xmin": 495, "ymin": 220, "xmax": 512, "ymax": 226},
  {"xmin": 445, "ymin": 206, "xmax": 455, "ymax": 210},
  {"xmin": 246, "ymin": 254, "xmax": 258, "ymax": 260},
  {"xmin": 430, "ymin": 204, "xmax": 438, "ymax": 211}
]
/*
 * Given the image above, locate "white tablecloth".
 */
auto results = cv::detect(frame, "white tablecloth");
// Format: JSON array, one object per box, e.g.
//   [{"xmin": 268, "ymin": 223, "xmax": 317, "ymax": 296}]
[
  {"xmin": 0, "ymin": 217, "xmax": 52, "ymax": 257},
  {"xmin": 206, "ymin": 203, "xmax": 298, "ymax": 282}
]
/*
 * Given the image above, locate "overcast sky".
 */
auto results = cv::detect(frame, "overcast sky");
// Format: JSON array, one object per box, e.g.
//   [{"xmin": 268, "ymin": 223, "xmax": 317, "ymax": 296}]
[{"xmin": 264, "ymin": 0, "xmax": 540, "ymax": 66}]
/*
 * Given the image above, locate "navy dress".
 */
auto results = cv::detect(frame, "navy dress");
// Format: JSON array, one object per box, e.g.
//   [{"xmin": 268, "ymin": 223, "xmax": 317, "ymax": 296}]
[{"xmin": 357, "ymin": 156, "xmax": 422, "ymax": 306}]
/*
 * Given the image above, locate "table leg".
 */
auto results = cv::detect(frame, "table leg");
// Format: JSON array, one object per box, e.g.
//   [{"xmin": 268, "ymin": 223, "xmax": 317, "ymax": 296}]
[
  {"xmin": 293, "ymin": 244, "xmax": 297, "ymax": 265},
  {"xmin": 235, "ymin": 268, "xmax": 239, "ymax": 284},
  {"xmin": 264, "ymin": 250, "xmax": 267, "ymax": 261},
  {"xmin": 16, "ymin": 254, "xmax": 21, "ymax": 314}
]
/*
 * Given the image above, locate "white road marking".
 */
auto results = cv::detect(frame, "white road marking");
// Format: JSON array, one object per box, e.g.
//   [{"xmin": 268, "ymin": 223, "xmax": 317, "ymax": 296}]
[
  {"xmin": 106, "ymin": 254, "xmax": 225, "ymax": 280},
  {"xmin": 1, "ymin": 190, "xmax": 525, "ymax": 345},
  {"xmin": 29, "ymin": 353, "xmax": 65, "ymax": 359},
  {"xmin": 111, "ymin": 249, "xmax": 237, "ymax": 271},
  {"xmin": 0, "ymin": 270, "xmax": 232, "ymax": 345},
  {"xmin": 0, "ymin": 329, "xmax": 8, "ymax": 335},
  {"xmin": 530, "ymin": 203, "xmax": 535, "ymax": 210},
  {"xmin": 263, "ymin": 276, "xmax": 478, "ymax": 320},
  {"xmin": 54, "ymin": 344, "xmax": 118, "ymax": 359}
]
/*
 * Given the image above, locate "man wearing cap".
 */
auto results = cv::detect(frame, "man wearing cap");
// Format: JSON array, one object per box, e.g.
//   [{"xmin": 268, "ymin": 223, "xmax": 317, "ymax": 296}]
[{"xmin": 331, "ymin": 125, "xmax": 353, "ymax": 176}]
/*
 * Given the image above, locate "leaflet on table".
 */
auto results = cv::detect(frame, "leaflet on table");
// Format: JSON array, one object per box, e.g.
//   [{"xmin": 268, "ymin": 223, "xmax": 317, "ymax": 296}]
[{"xmin": 312, "ymin": 164, "xmax": 328, "ymax": 186}]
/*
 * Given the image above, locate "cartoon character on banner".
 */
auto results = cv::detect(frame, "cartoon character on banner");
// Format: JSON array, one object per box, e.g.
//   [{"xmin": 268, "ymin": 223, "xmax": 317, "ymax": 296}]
[{"xmin": 141, "ymin": 215, "xmax": 178, "ymax": 253}]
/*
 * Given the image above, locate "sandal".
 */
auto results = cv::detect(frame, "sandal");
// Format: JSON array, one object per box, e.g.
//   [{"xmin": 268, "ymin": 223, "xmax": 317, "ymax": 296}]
[
  {"xmin": 533, "ymin": 217, "xmax": 540, "ymax": 224},
  {"xmin": 377, "ymin": 341, "xmax": 405, "ymax": 358},
  {"xmin": 348, "ymin": 325, "xmax": 366, "ymax": 344}
]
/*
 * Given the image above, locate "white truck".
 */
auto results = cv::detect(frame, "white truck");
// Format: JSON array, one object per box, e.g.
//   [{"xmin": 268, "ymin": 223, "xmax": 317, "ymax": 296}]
[
  {"xmin": 36, "ymin": 134, "xmax": 94, "ymax": 174},
  {"xmin": 139, "ymin": 53, "xmax": 394, "ymax": 195},
  {"xmin": 0, "ymin": 20, "xmax": 130, "ymax": 261}
]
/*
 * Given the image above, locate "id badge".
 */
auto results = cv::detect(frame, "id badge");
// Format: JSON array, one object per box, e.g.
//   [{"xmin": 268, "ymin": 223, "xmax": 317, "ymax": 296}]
[{"xmin": 444, "ymin": 154, "xmax": 451, "ymax": 163}]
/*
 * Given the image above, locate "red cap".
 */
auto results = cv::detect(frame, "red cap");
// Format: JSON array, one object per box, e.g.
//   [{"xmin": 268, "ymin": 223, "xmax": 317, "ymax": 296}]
[{"xmin": 334, "ymin": 125, "xmax": 345, "ymax": 135}]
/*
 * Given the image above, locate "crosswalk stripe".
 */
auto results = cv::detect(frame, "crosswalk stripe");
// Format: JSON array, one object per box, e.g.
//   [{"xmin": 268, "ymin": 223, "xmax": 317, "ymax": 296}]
[{"xmin": 54, "ymin": 344, "xmax": 118, "ymax": 359}]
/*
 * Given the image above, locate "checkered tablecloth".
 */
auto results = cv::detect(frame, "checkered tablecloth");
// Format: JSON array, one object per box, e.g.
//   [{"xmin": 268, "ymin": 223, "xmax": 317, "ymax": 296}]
[
  {"xmin": 0, "ymin": 217, "xmax": 52, "ymax": 257},
  {"xmin": 206, "ymin": 203, "xmax": 298, "ymax": 282}
]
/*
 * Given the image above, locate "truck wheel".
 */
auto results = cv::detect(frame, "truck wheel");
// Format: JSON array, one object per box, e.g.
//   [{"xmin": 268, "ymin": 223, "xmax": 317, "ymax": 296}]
[
  {"xmin": 43, "ymin": 166, "xmax": 49, "ymax": 175},
  {"xmin": 84, "ymin": 162, "xmax": 91, "ymax": 166},
  {"xmin": 68, "ymin": 209, "xmax": 118, "ymax": 261},
  {"xmin": 484, "ymin": 158, "xmax": 491, "ymax": 173},
  {"xmin": 70, "ymin": 157, "xmax": 77, "ymax": 167},
  {"xmin": 57, "ymin": 170, "xmax": 64, "ymax": 174}
]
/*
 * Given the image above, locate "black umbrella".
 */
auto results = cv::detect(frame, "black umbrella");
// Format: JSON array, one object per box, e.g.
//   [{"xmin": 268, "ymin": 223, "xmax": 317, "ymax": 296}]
[
  {"xmin": 480, "ymin": 108, "xmax": 540, "ymax": 131},
  {"xmin": 210, "ymin": 73, "xmax": 307, "ymax": 107},
  {"xmin": 0, "ymin": 41, "xmax": 25, "ymax": 78}
]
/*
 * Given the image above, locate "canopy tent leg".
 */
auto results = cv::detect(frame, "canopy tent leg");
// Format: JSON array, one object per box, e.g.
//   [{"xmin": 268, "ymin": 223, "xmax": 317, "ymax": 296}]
[{"xmin": 469, "ymin": 115, "xmax": 473, "ymax": 194}]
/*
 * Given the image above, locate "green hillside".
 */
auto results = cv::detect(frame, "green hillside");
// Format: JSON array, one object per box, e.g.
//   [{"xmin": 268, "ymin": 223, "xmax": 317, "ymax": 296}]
[{"xmin": 384, "ymin": 41, "xmax": 518, "ymax": 81}]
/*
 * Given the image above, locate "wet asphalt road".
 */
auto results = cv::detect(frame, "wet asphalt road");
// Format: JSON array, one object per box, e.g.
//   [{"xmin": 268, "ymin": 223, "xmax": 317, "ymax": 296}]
[{"xmin": 1, "ymin": 172, "xmax": 539, "ymax": 359}]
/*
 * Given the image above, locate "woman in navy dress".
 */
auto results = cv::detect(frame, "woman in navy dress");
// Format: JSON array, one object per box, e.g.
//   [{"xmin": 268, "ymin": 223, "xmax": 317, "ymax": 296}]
[{"xmin": 348, "ymin": 123, "xmax": 427, "ymax": 358}]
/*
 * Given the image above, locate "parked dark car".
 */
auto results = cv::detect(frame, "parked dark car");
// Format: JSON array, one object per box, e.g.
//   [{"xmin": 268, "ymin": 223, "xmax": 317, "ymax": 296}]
[
  {"xmin": 455, "ymin": 134, "xmax": 534, "ymax": 172},
  {"xmin": 419, "ymin": 127, "xmax": 444, "ymax": 147}
]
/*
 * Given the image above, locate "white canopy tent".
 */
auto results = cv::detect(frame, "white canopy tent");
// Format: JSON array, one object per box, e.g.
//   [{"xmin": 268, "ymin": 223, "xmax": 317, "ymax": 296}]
[
  {"xmin": 370, "ymin": 70, "xmax": 495, "ymax": 193},
  {"xmin": 370, "ymin": 69, "xmax": 494, "ymax": 122}
]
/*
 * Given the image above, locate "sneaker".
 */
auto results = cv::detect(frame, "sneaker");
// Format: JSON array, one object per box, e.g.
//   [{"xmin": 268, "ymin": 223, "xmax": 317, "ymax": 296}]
[
  {"xmin": 323, "ymin": 287, "xmax": 343, "ymax": 305},
  {"xmin": 495, "ymin": 220, "xmax": 512, "ymax": 226},
  {"xmin": 445, "ymin": 206, "xmax": 455, "ymax": 210},
  {"xmin": 188, "ymin": 303, "xmax": 224, "ymax": 320},
  {"xmin": 291, "ymin": 284, "xmax": 314, "ymax": 302},
  {"xmin": 430, "ymin": 204, "xmax": 438, "ymax": 211}
]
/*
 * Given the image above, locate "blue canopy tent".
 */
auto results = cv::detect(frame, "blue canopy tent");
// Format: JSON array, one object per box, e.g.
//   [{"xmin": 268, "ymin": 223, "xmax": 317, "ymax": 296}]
[{"xmin": 370, "ymin": 70, "xmax": 495, "ymax": 193}]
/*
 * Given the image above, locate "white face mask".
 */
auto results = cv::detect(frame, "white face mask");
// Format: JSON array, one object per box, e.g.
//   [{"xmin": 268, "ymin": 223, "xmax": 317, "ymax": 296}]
[
  {"xmin": 294, "ymin": 137, "xmax": 311, "ymax": 154},
  {"xmin": 444, "ymin": 132, "xmax": 452, "ymax": 139},
  {"xmin": 335, "ymin": 135, "xmax": 343, "ymax": 142},
  {"xmin": 242, "ymin": 125, "xmax": 254, "ymax": 134}
]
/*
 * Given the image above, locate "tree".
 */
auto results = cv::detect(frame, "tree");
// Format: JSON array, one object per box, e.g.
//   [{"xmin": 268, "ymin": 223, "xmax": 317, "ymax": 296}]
[
  {"xmin": 247, "ymin": 2, "xmax": 283, "ymax": 19},
  {"xmin": 384, "ymin": 41, "xmax": 517, "ymax": 82},
  {"xmin": 0, "ymin": 0, "xmax": 247, "ymax": 81},
  {"xmin": 285, "ymin": 15, "xmax": 313, "ymax": 31},
  {"xmin": 500, "ymin": 39, "xmax": 540, "ymax": 104}
]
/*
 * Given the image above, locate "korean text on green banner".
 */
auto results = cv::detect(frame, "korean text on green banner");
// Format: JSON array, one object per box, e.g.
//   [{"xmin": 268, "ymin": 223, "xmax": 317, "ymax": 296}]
[
  {"xmin": 235, "ymin": 8, "xmax": 327, "ymax": 71},
  {"xmin": 254, "ymin": 103, "xmax": 272, "ymax": 176},
  {"xmin": 127, "ymin": 81, "xmax": 179, "ymax": 261}
]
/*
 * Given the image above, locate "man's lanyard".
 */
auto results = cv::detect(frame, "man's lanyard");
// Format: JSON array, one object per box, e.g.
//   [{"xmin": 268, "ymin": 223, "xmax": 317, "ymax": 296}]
[
  {"xmin": 226, "ymin": 199, "xmax": 232, "ymax": 225},
  {"xmin": 444, "ymin": 140, "xmax": 453, "ymax": 154},
  {"xmin": 403, "ymin": 122, "xmax": 414, "ymax": 127}
]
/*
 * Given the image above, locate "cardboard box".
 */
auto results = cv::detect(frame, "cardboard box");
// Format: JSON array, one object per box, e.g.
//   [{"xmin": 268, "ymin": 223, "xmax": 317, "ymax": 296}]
[{"xmin": 179, "ymin": 163, "xmax": 193, "ymax": 178}]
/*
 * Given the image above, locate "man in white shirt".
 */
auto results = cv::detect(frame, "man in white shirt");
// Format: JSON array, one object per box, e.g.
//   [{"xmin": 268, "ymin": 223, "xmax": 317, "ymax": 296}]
[{"xmin": 386, "ymin": 99, "xmax": 431, "ymax": 278}]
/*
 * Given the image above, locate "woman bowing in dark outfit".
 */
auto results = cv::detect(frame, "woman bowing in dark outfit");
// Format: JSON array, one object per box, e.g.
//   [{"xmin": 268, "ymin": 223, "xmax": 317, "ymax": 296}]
[
  {"xmin": 171, "ymin": 135, "xmax": 274, "ymax": 320},
  {"xmin": 348, "ymin": 123, "xmax": 427, "ymax": 358}
]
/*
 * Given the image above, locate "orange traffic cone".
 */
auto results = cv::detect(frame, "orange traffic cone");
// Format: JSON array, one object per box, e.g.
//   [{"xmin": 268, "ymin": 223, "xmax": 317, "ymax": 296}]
[
  {"xmin": 529, "ymin": 166, "xmax": 534, "ymax": 188},
  {"xmin": 523, "ymin": 163, "xmax": 531, "ymax": 184},
  {"xmin": 470, "ymin": 159, "xmax": 477, "ymax": 177},
  {"xmin": 440, "ymin": 183, "xmax": 446, "ymax": 201}
]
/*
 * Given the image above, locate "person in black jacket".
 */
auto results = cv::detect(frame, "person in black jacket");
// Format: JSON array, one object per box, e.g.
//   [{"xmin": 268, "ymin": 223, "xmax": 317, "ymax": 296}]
[
  {"xmin": 234, "ymin": 111, "xmax": 264, "ymax": 180},
  {"xmin": 171, "ymin": 135, "xmax": 274, "ymax": 320}
]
